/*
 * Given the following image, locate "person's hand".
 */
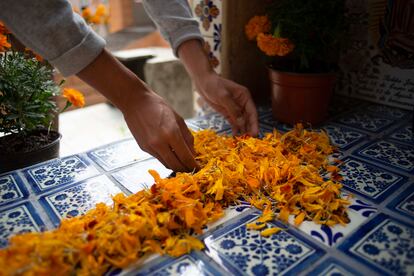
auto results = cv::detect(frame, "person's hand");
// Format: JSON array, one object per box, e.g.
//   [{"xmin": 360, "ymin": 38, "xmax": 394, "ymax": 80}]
[
  {"xmin": 122, "ymin": 90, "xmax": 199, "ymax": 172},
  {"xmin": 177, "ymin": 40, "xmax": 259, "ymax": 136},
  {"xmin": 195, "ymin": 72, "xmax": 259, "ymax": 136}
]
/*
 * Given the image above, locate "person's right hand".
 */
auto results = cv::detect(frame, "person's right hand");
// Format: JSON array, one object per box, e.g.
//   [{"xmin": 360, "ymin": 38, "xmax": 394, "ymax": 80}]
[{"xmin": 121, "ymin": 90, "xmax": 199, "ymax": 172}]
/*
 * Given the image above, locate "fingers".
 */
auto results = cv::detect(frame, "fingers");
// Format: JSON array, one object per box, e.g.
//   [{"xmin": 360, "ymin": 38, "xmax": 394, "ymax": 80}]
[
  {"xmin": 220, "ymin": 91, "xmax": 247, "ymax": 135},
  {"xmin": 176, "ymin": 116, "xmax": 197, "ymax": 156},
  {"xmin": 242, "ymin": 90, "xmax": 259, "ymax": 137}
]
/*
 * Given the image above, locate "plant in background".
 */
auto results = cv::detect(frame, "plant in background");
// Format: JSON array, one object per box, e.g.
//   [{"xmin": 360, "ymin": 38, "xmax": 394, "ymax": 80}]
[
  {"xmin": 79, "ymin": 3, "xmax": 109, "ymax": 25},
  {"xmin": 245, "ymin": 0, "xmax": 345, "ymax": 73},
  {"xmin": 0, "ymin": 21, "xmax": 84, "ymax": 165}
]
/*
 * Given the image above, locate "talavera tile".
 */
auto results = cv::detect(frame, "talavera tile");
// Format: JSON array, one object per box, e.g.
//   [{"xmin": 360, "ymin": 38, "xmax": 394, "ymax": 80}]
[
  {"xmin": 204, "ymin": 212, "xmax": 325, "ymax": 276},
  {"xmin": 339, "ymin": 157, "xmax": 407, "ymax": 202},
  {"xmin": 339, "ymin": 214, "xmax": 414, "ymax": 276},
  {"xmin": 87, "ymin": 139, "xmax": 151, "ymax": 171},
  {"xmin": 22, "ymin": 155, "xmax": 100, "ymax": 194},
  {"xmin": 0, "ymin": 202, "xmax": 45, "ymax": 248},
  {"xmin": 111, "ymin": 158, "xmax": 172, "ymax": 194},
  {"xmin": 291, "ymin": 195, "xmax": 377, "ymax": 247},
  {"xmin": 39, "ymin": 175, "xmax": 123, "ymax": 227},
  {"xmin": 387, "ymin": 183, "xmax": 414, "ymax": 221},
  {"xmin": 0, "ymin": 172, "xmax": 28, "ymax": 207},
  {"xmin": 353, "ymin": 139, "xmax": 414, "ymax": 173}
]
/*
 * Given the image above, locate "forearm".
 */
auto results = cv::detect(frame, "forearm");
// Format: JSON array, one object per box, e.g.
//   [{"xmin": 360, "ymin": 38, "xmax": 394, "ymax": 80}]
[
  {"xmin": 177, "ymin": 39, "xmax": 215, "ymax": 85},
  {"xmin": 76, "ymin": 49, "xmax": 148, "ymax": 110},
  {"xmin": 0, "ymin": 0, "xmax": 105, "ymax": 77}
]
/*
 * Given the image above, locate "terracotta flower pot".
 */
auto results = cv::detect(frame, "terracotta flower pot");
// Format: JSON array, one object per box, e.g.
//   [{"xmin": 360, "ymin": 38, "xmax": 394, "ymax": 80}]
[{"xmin": 268, "ymin": 67, "xmax": 336, "ymax": 125}]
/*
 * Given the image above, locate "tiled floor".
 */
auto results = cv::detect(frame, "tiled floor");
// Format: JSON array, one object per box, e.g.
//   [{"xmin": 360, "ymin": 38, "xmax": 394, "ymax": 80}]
[{"xmin": 1, "ymin": 97, "xmax": 413, "ymax": 275}]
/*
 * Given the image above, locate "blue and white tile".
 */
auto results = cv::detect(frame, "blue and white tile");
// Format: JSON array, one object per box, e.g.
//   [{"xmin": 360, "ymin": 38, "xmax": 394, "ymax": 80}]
[
  {"xmin": 132, "ymin": 252, "xmax": 225, "ymax": 276},
  {"xmin": 257, "ymin": 105, "xmax": 272, "ymax": 119},
  {"xmin": 22, "ymin": 155, "xmax": 100, "ymax": 194},
  {"xmin": 259, "ymin": 113, "xmax": 293, "ymax": 133},
  {"xmin": 0, "ymin": 172, "xmax": 28, "ymax": 207},
  {"xmin": 322, "ymin": 123, "xmax": 367, "ymax": 150},
  {"xmin": 186, "ymin": 112, "xmax": 231, "ymax": 133},
  {"xmin": 0, "ymin": 202, "xmax": 45, "ymax": 248},
  {"xmin": 306, "ymin": 258, "xmax": 363, "ymax": 276},
  {"xmin": 39, "ymin": 175, "xmax": 122, "ymax": 227},
  {"xmin": 112, "ymin": 158, "xmax": 172, "ymax": 194},
  {"xmin": 339, "ymin": 214, "xmax": 414, "ymax": 276},
  {"xmin": 388, "ymin": 123, "xmax": 413, "ymax": 144},
  {"xmin": 387, "ymin": 183, "xmax": 414, "ymax": 221},
  {"xmin": 362, "ymin": 104, "xmax": 410, "ymax": 120},
  {"xmin": 204, "ymin": 212, "xmax": 325, "ymax": 276},
  {"xmin": 87, "ymin": 139, "xmax": 151, "ymax": 171},
  {"xmin": 203, "ymin": 200, "xmax": 254, "ymax": 234},
  {"xmin": 290, "ymin": 195, "xmax": 377, "ymax": 247},
  {"xmin": 353, "ymin": 139, "xmax": 414, "ymax": 173},
  {"xmin": 193, "ymin": 0, "xmax": 221, "ymax": 37},
  {"xmin": 339, "ymin": 157, "xmax": 407, "ymax": 202},
  {"xmin": 333, "ymin": 111, "xmax": 394, "ymax": 133}
]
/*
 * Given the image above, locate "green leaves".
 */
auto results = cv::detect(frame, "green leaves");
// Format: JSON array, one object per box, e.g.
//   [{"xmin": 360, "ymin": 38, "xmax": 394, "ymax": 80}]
[{"xmin": 0, "ymin": 52, "xmax": 60, "ymax": 136}]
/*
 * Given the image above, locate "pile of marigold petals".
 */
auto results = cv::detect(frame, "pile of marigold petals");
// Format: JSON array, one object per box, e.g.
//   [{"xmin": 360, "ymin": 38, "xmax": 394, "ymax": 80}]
[{"xmin": 0, "ymin": 125, "xmax": 350, "ymax": 275}]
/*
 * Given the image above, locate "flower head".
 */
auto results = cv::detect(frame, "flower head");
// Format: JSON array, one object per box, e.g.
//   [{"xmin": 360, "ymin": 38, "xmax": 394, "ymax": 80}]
[
  {"xmin": 0, "ymin": 34, "xmax": 10, "ymax": 52},
  {"xmin": 63, "ymin": 88, "xmax": 85, "ymax": 107},
  {"xmin": 257, "ymin": 33, "xmax": 294, "ymax": 56},
  {"xmin": 0, "ymin": 21, "xmax": 10, "ymax": 35},
  {"xmin": 245, "ymin": 15, "xmax": 271, "ymax": 41}
]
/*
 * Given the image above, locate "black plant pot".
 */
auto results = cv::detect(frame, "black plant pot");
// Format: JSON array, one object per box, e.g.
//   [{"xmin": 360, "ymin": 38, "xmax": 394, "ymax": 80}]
[{"xmin": 0, "ymin": 130, "xmax": 61, "ymax": 174}]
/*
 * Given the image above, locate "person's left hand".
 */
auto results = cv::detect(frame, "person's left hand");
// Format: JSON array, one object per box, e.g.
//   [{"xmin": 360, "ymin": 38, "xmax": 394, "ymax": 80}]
[{"xmin": 195, "ymin": 72, "xmax": 259, "ymax": 136}]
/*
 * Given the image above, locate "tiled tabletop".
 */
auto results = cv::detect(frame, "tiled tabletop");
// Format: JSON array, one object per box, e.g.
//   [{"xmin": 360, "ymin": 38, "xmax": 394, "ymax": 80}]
[{"xmin": 1, "ymin": 97, "xmax": 413, "ymax": 275}]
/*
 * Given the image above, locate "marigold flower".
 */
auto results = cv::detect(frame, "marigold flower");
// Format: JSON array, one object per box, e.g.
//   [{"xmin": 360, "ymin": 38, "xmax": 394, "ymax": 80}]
[
  {"xmin": 82, "ymin": 7, "xmax": 92, "ymax": 21},
  {"xmin": 63, "ymin": 88, "xmax": 85, "ymax": 107},
  {"xmin": 257, "ymin": 33, "xmax": 295, "ymax": 56},
  {"xmin": 0, "ymin": 21, "xmax": 10, "ymax": 35},
  {"xmin": 245, "ymin": 15, "xmax": 271, "ymax": 41},
  {"xmin": 0, "ymin": 34, "xmax": 10, "ymax": 52},
  {"xmin": 94, "ymin": 4, "xmax": 107, "ymax": 18}
]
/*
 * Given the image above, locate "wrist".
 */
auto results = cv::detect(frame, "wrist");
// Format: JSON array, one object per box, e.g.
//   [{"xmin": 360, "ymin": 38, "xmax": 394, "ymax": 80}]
[{"xmin": 178, "ymin": 39, "xmax": 215, "ymax": 81}]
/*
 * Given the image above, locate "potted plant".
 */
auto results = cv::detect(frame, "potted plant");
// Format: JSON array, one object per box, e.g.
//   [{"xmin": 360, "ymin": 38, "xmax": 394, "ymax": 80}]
[
  {"xmin": 245, "ymin": 0, "xmax": 345, "ymax": 125},
  {"xmin": 0, "ymin": 23, "xmax": 84, "ymax": 173}
]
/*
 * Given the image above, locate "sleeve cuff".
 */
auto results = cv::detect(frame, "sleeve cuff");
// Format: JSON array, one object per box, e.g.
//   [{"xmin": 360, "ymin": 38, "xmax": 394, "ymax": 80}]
[
  {"xmin": 171, "ymin": 25, "xmax": 204, "ymax": 57},
  {"xmin": 49, "ymin": 29, "xmax": 106, "ymax": 77}
]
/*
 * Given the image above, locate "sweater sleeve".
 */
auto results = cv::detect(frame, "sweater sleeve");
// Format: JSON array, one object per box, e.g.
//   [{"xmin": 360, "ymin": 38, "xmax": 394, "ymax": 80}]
[
  {"xmin": 0, "ymin": 0, "xmax": 106, "ymax": 77},
  {"xmin": 142, "ymin": 0, "xmax": 204, "ymax": 56}
]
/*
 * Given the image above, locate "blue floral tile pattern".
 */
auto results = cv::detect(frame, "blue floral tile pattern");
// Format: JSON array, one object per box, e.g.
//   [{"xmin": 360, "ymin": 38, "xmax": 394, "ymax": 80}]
[
  {"xmin": 354, "ymin": 139, "xmax": 414, "ymax": 173},
  {"xmin": 322, "ymin": 124, "xmax": 367, "ymax": 150},
  {"xmin": 307, "ymin": 258, "xmax": 363, "ymax": 276},
  {"xmin": 111, "ymin": 158, "xmax": 172, "ymax": 194},
  {"xmin": 39, "ymin": 175, "xmax": 122, "ymax": 227},
  {"xmin": 0, "ymin": 202, "xmax": 45, "ymax": 248},
  {"xmin": 339, "ymin": 214, "xmax": 414, "ymax": 276},
  {"xmin": 22, "ymin": 155, "xmax": 99, "ymax": 194},
  {"xmin": 186, "ymin": 113, "xmax": 231, "ymax": 133},
  {"xmin": 388, "ymin": 123, "xmax": 413, "ymax": 144},
  {"xmin": 387, "ymin": 184, "xmax": 414, "ymax": 220},
  {"xmin": 334, "ymin": 111, "xmax": 394, "ymax": 133},
  {"xmin": 0, "ymin": 173, "xmax": 28, "ymax": 207},
  {"xmin": 339, "ymin": 157, "xmax": 406, "ymax": 202},
  {"xmin": 204, "ymin": 213, "xmax": 324, "ymax": 276},
  {"xmin": 291, "ymin": 195, "xmax": 376, "ymax": 247},
  {"xmin": 133, "ymin": 253, "xmax": 224, "ymax": 276},
  {"xmin": 87, "ymin": 139, "xmax": 151, "ymax": 171}
]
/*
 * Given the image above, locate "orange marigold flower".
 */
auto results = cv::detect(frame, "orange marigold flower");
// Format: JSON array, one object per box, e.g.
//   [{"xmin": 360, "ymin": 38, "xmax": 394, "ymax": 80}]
[
  {"xmin": 257, "ymin": 33, "xmax": 295, "ymax": 56},
  {"xmin": 0, "ymin": 21, "xmax": 10, "ymax": 35},
  {"xmin": 0, "ymin": 34, "xmax": 10, "ymax": 52},
  {"xmin": 94, "ymin": 4, "xmax": 107, "ymax": 18},
  {"xmin": 63, "ymin": 88, "xmax": 85, "ymax": 107},
  {"xmin": 82, "ymin": 7, "xmax": 92, "ymax": 21},
  {"xmin": 245, "ymin": 15, "xmax": 271, "ymax": 41}
]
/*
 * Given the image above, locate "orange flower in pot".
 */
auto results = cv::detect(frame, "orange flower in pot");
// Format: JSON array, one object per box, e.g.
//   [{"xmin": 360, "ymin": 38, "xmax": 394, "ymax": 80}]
[{"xmin": 245, "ymin": 0, "xmax": 345, "ymax": 125}]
